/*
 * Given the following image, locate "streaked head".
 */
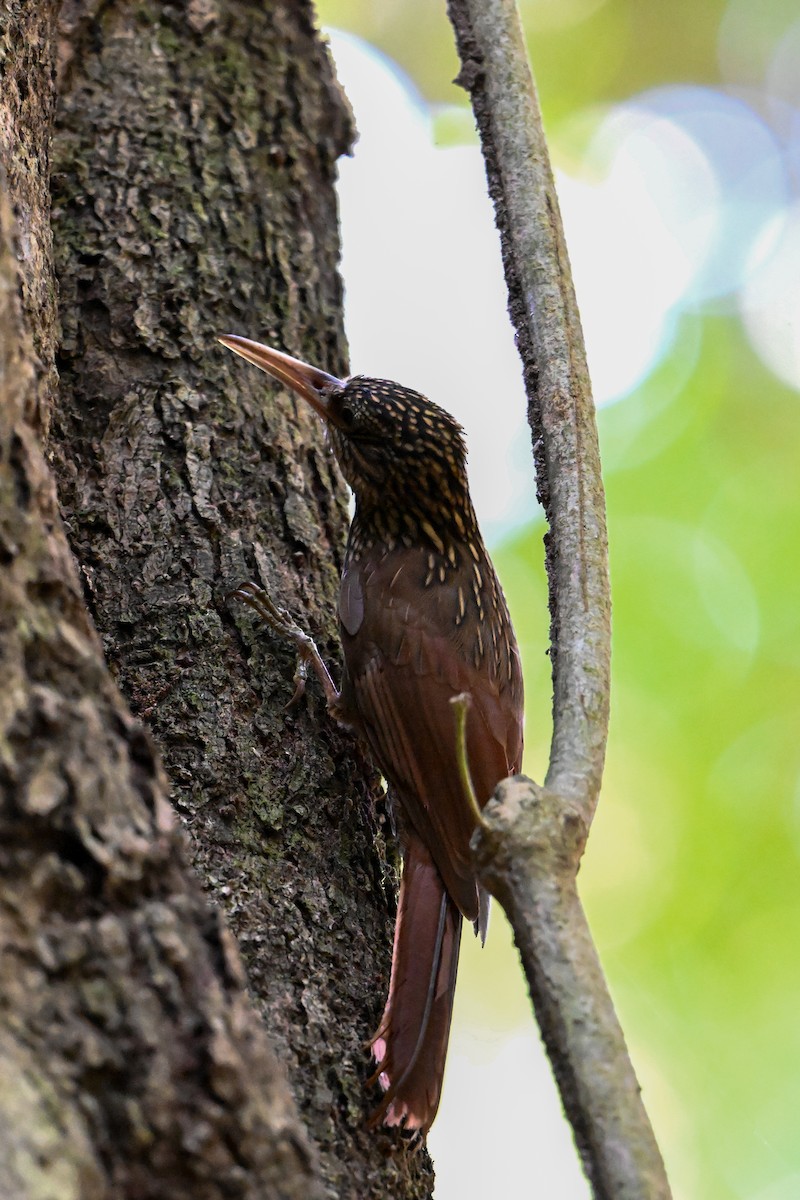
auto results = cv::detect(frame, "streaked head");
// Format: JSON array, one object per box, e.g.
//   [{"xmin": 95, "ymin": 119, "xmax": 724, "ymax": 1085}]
[{"xmin": 218, "ymin": 335, "xmax": 469, "ymax": 513}]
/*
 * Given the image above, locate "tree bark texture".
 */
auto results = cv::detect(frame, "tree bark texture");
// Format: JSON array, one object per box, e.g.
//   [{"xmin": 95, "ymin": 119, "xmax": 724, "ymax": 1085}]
[
  {"xmin": 49, "ymin": 0, "xmax": 435, "ymax": 1196},
  {"xmin": 1, "ymin": 0, "xmax": 60, "ymax": 435},
  {"xmin": 2, "ymin": 1, "xmax": 434, "ymax": 1197},
  {"xmin": 1, "ymin": 5, "xmax": 320, "ymax": 1198}
]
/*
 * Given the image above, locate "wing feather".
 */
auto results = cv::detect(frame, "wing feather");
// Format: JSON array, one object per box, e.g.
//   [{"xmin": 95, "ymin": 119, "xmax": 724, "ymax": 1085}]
[{"xmin": 340, "ymin": 546, "xmax": 523, "ymax": 922}]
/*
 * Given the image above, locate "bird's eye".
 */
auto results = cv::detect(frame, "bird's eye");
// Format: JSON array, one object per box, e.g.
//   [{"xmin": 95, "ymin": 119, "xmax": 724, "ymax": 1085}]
[{"xmin": 339, "ymin": 403, "xmax": 355, "ymax": 428}]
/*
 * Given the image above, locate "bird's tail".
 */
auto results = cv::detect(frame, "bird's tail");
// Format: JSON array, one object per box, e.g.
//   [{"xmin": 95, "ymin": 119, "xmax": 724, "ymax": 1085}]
[{"xmin": 368, "ymin": 835, "xmax": 461, "ymax": 1134}]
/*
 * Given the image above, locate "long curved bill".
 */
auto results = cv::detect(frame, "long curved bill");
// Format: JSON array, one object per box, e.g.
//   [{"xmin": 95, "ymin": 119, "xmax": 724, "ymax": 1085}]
[{"xmin": 218, "ymin": 334, "xmax": 343, "ymax": 421}]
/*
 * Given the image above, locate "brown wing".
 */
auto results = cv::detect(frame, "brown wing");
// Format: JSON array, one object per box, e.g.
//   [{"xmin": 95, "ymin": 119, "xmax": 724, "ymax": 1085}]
[{"xmin": 339, "ymin": 545, "xmax": 523, "ymax": 923}]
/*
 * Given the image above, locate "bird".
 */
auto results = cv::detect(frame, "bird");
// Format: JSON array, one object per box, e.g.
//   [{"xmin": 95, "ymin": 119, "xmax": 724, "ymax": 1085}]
[{"xmin": 219, "ymin": 334, "xmax": 524, "ymax": 1135}]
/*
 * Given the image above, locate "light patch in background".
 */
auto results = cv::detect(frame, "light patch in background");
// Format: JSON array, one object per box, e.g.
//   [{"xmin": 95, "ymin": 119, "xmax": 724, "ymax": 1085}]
[
  {"xmin": 568, "ymin": 81, "xmax": 799, "ymax": 390},
  {"xmin": 328, "ymin": 31, "xmax": 720, "ymax": 541},
  {"xmin": 691, "ymin": 530, "xmax": 761, "ymax": 659},
  {"xmin": 329, "ymin": 36, "xmax": 800, "ymax": 535},
  {"xmin": 750, "ymin": 1175, "xmax": 800, "ymax": 1200},
  {"xmin": 717, "ymin": 0, "xmax": 798, "ymax": 86},
  {"xmin": 765, "ymin": 15, "xmax": 800, "ymax": 107},
  {"xmin": 559, "ymin": 104, "xmax": 717, "ymax": 402},
  {"xmin": 710, "ymin": 712, "xmax": 800, "ymax": 825},
  {"xmin": 717, "ymin": 6, "xmax": 800, "ymax": 387},
  {"xmin": 628, "ymin": 86, "xmax": 789, "ymax": 306},
  {"xmin": 329, "ymin": 30, "xmax": 533, "ymax": 542},
  {"xmin": 739, "ymin": 201, "xmax": 800, "ymax": 389},
  {"xmin": 429, "ymin": 1025, "xmax": 590, "ymax": 1200}
]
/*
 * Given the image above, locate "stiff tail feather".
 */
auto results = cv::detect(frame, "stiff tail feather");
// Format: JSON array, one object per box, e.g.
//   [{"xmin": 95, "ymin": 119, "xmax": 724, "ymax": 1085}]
[{"xmin": 368, "ymin": 835, "xmax": 461, "ymax": 1134}]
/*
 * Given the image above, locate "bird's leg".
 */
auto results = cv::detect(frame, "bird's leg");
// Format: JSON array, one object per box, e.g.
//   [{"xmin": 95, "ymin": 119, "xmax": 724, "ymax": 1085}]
[{"xmin": 229, "ymin": 580, "xmax": 342, "ymax": 715}]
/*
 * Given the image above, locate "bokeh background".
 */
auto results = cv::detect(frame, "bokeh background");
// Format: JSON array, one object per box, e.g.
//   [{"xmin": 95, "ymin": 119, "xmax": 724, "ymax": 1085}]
[{"xmin": 316, "ymin": 3, "xmax": 800, "ymax": 1196}]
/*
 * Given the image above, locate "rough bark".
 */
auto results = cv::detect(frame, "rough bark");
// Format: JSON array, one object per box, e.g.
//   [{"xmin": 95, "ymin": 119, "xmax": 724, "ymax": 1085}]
[
  {"xmin": 0, "ymin": 5, "xmax": 320, "ymax": 1197},
  {"xmin": 0, "ymin": 0, "xmax": 60, "ymax": 435},
  {"xmin": 45, "ymin": 1, "xmax": 433, "ymax": 1197}
]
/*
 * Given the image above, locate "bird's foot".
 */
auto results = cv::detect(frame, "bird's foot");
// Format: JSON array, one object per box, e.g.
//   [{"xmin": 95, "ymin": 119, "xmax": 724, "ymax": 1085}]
[{"xmin": 228, "ymin": 580, "xmax": 341, "ymax": 714}]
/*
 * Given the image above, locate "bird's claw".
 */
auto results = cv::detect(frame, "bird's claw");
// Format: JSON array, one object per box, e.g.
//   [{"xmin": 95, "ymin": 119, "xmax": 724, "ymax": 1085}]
[
  {"xmin": 228, "ymin": 580, "xmax": 341, "ymax": 713},
  {"xmin": 286, "ymin": 658, "xmax": 308, "ymax": 709},
  {"xmin": 229, "ymin": 581, "xmax": 300, "ymax": 641}
]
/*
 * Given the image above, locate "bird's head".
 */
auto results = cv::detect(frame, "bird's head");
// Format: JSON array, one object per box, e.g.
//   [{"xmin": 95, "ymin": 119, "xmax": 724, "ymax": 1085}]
[{"xmin": 219, "ymin": 336, "xmax": 470, "ymax": 519}]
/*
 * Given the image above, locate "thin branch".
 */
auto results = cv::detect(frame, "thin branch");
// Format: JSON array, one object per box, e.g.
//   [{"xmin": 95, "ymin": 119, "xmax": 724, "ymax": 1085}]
[
  {"xmin": 448, "ymin": 0, "xmax": 610, "ymax": 814},
  {"xmin": 446, "ymin": 1, "xmax": 671, "ymax": 1196},
  {"xmin": 474, "ymin": 778, "xmax": 671, "ymax": 1200}
]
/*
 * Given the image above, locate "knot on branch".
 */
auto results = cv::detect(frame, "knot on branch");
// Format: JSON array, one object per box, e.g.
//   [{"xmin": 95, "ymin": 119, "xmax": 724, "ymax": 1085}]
[
  {"xmin": 454, "ymin": 56, "xmax": 485, "ymax": 93},
  {"xmin": 471, "ymin": 775, "xmax": 587, "ymax": 898},
  {"xmin": 447, "ymin": 1, "xmax": 485, "ymax": 93}
]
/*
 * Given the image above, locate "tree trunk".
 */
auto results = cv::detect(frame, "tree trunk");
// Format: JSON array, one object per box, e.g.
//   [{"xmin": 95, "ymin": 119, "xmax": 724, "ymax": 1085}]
[{"xmin": 2, "ymin": 1, "xmax": 433, "ymax": 1196}]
